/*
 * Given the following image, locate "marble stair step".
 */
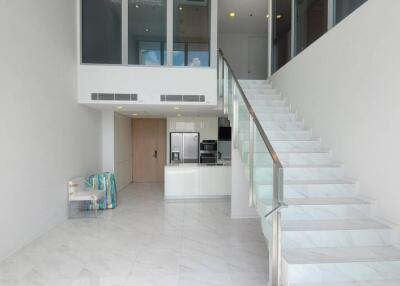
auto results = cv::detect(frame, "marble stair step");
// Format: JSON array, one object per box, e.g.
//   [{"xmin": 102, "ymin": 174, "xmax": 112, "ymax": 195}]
[
  {"xmin": 255, "ymin": 182, "xmax": 358, "ymax": 199},
  {"xmin": 253, "ymin": 112, "xmax": 297, "ymax": 121},
  {"xmin": 254, "ymin": 165, "xmax": 344, "ymax": 181},
  {"xmin": 239, "ymin": 80, "xmax": 272, "ymax": 87},
  {"xmin": 281, "ymin": 219, "xmax": 392, "ymax": 248},
  {"xmin": 290, "ymin": 281, "xmax": 400, "ymax": 286},
  {"xmin": 284, "ymin": 245, "xmax": 400, "ymax": 264},
  {"xmin": 283, "ymin": 246, "xmax": 400, "ymax": 284},
  {"xmin": 261, "ymin": 121, "xmax": 306, "ymax": 131},
  {"xmin": 278, "ymin": 152, "xmax": 335, "ymax": 165},
  {"xmin": 256, "ymin": 197, "xmax": 371, "ymax": 220},
  {"xmin": 239, "ymin": 138, "xmax": 321, "ymax": 154},
  {"xmin": 240, "ymin": 152, "xmax": 336, "ymax": 169},
  {"xmin": 271, "ymin": 140, "xmax": 323, "ymax": 152},
  {"xmin": 246, "ymin": 98, "xmax": 288, "ymax": 107},
  {"xmin": 244, "ymin": 90, "xmax": 280, "ymax": 97},
  {"xmin": 255, "ymin": 105, "xmax": 297, "ymax": 114},
  {"xmin": 241, "ymin": 151, "xmax": 334, "ymax": 166},
  {"xmin": 239, "ymin": 131, "xmax": 314, "ymax": 143},
  {"xmin": 267, "ymin": 130, "xmax": 314, "ymax": 140},
  {"xmin": 285, "ymin": 197, "xmax": 369, "ymax": 206}
]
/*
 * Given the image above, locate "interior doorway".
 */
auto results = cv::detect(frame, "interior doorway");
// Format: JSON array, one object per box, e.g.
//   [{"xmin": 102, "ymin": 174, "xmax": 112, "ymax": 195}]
[
  {"xmin": 132, "ymin": 119, "xmax": 166, "ymax": 183},
  {"xmin": 248, "ymin": 36, "xmax": 268, "ymax": 79}
]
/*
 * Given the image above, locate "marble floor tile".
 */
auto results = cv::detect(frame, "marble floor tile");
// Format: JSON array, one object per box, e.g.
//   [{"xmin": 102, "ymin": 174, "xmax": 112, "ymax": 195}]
[{"xmin": 0, "ymin": 183, "xmax": 267, "ymax": 286}]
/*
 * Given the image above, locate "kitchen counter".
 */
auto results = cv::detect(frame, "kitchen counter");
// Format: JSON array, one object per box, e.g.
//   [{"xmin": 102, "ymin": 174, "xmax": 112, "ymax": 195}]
[
  {"xmin": 164, "ymin": 163, "xmax": 231, "ymax": 199},
  {"xmin": 167, "ymin": 161, "xmax": 231, "ymax": 167}
]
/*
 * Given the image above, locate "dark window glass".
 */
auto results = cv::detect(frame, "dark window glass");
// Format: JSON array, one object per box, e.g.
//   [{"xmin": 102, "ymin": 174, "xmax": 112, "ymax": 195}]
[
  {"xmin": 82, "ymin": 0, "xmax": 122, "ymax": 64},
  {"xmin": 272, "ymin": 0, "xmax": 292, "ymax": 72},
  {"xmin": 173, "ymin": 0, "xmax": 210, "ymax": 67},
  {"xmin": 295, "ymin": 0, "xmax": 328, "ymax": 55},
  {"xmin": 128, "ymin": 0, "xmax": 167, "ymax": 65},
  {"xmin": 335, "ymin": 0, "xmax": 367, "ymax": 24}
]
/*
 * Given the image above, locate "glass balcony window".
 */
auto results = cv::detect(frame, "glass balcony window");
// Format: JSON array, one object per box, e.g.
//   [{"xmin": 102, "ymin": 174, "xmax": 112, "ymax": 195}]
[
  {"xmin": 81, "ymin": 0, "xmax": 122, "ymax": 64},
  {"xmin": 173, "ymin": 0, "xmax": 210, "ymax": 67},
  {"xmin": 128, "ymin": 0, "xmax": 167, "ymax": 65},
  {"xmin": 335, "ymin": 0, "xmax": 367, "ymax": 24}
]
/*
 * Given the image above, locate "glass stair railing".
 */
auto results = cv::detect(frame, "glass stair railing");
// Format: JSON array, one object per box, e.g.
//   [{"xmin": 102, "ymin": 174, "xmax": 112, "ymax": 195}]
[{"xmin": 218, "ymin": 49, "xmax": 286, "ymax": 286}]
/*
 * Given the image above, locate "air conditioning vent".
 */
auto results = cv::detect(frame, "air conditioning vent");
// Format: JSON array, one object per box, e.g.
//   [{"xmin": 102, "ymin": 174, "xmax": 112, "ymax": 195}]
[
  {"xmin": 91, "ymin": 93, "xmax": 138, "ymax": 101},
  {"xmin": 160, "ymin": 95, "xmax": 205, "ymax": 103},
  {"xmin": 181, "ymin": 0, "xmax": 208, "ymax": 6}
]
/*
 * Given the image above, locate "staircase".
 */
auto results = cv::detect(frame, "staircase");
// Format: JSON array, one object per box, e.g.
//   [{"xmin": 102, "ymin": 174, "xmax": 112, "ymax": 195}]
[{"xmin": 236, "ymin": 80, "xmax": 400, "ymax": 286}]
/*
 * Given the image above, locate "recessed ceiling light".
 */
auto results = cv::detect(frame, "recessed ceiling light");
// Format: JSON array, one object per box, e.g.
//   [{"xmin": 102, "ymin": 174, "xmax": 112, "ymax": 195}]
[
  {"xmin": 174, "ymin": 106, "xmax": 180, "ymax": 110},
  {"xmin": 229, "ymin": 12, "xmax": 236, "ymax": 17},
  {"xmin": 179, "ymin": 6, "xmax": 183, "ymax": 11},
  {"xmin": 276, "ymin": 14, "xmax": 283, "ymax": 19},
  {"xmin": 117, "ymin": 106, "xmax": 123, "ymax": 110},
  {"xmin": 135, "ymin": 4, "xmax": 139, "ymax": 8},
  {"xmin": 145, "ymin": 28, "xmax": 150, "ymax": 32}
]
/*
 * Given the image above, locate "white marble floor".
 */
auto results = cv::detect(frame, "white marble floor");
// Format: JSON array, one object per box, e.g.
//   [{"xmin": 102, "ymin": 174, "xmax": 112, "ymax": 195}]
[{"xmin": 0, "ymin": 183, "xmax": 268, "ymax": 286}]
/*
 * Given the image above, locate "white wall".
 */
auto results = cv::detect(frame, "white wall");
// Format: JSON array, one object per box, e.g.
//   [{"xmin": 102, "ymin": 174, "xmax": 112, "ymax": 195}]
[
  {"xmin": 77, "ymin": 0, "xmax": 219, "ymax": 107},
  {"xmin": 114, "ymin": 113, "xmax": 133, "ymax": 190},
  {"xmin": 166, "ymin": 116, "xmax": 219, "ymax": 163},
  {"xmin": 219, "ymin": 33, "xmax": 268, "ymax": 79},
  {"xmin": 102, "ymin": 111, "xmax": 115, "ymax": 173},
  {"xmin": 78, "ymin": 65, "xmax": 218, "ymax": 106},
  {"xmin": 271, "ymin": 0, "xmax": 400, "ymax": 224},
  {"xmin": 0, "ymin": 0, "xmax": 101, "ymax": 261}
]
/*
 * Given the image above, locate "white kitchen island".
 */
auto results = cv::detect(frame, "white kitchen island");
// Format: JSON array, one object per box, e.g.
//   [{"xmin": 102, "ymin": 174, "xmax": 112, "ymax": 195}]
[{"xmin": 164, "ymin": 163, "xmax": 231, "ymax": 199}]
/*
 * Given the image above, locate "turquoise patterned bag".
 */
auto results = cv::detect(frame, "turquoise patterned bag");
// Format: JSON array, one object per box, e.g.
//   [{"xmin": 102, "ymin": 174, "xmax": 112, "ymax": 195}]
[{"xmin": 86, "ymin": 172, "xmax": 117, "ymax": 210}]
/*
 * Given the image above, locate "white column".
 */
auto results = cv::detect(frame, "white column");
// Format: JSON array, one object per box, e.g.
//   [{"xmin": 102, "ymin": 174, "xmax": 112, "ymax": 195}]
[
  {"xmin": 267, "ymin": 0, "xmax": 273, "ymax": 77},
  {"xmin": 166, "ymin": 0, "xmax": 173, "ymax": 66},
  {"xmin": 291, "ymin": 0, "xmax": 296, "ymax": 59},
  {"xmin": 328, "ymin": 0, "xmax": 335, "ymax": 30},
  {"xmin": 102, "ymin": 111, "xmax": 115, "ymax": 173},
  {"xmin": 209, "ymin": 0, "xmax": 218, "ymax": 68},
  {"xmin": 121, "ymin": 0, "xmax": 129, "ymax": 65}
]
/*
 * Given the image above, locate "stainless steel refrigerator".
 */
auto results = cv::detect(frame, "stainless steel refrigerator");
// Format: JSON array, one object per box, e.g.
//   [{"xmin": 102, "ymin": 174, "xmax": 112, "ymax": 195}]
[{"xmin": 170, "ymin": 132, "xmax": 199, "ymax": 164}]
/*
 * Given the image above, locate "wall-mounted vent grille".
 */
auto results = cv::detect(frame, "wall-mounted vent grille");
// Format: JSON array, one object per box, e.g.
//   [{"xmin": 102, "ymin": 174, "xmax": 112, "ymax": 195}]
[
  {"xmin": 91, "ymin": 93, "xmax": 138, "ymax": 101},
  {"xmin": 160, "ymin": 95, "xmax": 205, "ymax": 103}
]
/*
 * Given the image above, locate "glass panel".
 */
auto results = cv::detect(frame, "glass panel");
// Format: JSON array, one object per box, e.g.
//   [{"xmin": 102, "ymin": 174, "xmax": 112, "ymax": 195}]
[
  {"xmin": 335, "ymin": 0, "xmax": 367, "ymax": 24},
  {"xmin": 173, "ymin": 0, "xmax": 210, "ymax": 67},
  {"xmin": 173, "ymin": 43, "xmax": 185, "ymax": 66},
  {"xmin": 272, "ymin": 0, "xmax": 292, "ymax": 72},
  {"xmin": 237, "ymin": 93, "xmax": 250, "ymax": 167},
  {"xmin": 295, "ymin": 0, "xmax": 328, "ymax": 55},
  {"xmin": 252, "ymin": 126, "xmax": 275, "ymax": 285},
  {"xmin": 82, "ymin": 0, "xmax": 122, "ymax": 64},
  {"xmin": 128, "ymin": 0, "xmax": 167, "ymax": 65},
  {"xmin": 218, "ymin": 54, "xmax": 224, "ymax": 98},
  {"xmin": 138, "ymin": 42, "xmax": 164, "ymax": 65},
  {"xmin": 253, "ymin": 129, "xmax": 274, "ymax": 217},
  {"xmin": 188, "ymin": 43, "xmax": 210, "ymax": 67}
]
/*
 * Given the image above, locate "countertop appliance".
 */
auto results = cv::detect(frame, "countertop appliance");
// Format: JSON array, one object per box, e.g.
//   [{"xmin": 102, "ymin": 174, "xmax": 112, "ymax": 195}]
[
  {"xmin": 200, "ymin": 140, "xmax": 218, "ymax": 164},
  {"xmin": 170, "ymin": 132, "xmax": 199, "ymax": 164}
]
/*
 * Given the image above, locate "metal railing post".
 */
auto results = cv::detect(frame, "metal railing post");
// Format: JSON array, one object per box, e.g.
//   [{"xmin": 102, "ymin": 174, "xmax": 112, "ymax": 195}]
[
  {"xmin": 233, "ymin": 83, "xmax": 239, "ymax": 149},
  {"xmin": 271, "ymin": 165, "xmax": 284, "ymax": 286},
  {"xmin": 249, "ymin": 116, "xmax": 255, "ymax": 207}
]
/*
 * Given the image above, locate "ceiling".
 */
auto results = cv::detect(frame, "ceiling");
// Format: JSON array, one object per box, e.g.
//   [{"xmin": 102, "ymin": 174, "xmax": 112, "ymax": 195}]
[
  {"xmin": 85, "ymin": 103, "xmax": 223, "ymax": 118},
  {"xmin": 218, "ymin": 0, "xmax": 269, "ymax": 34}
]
